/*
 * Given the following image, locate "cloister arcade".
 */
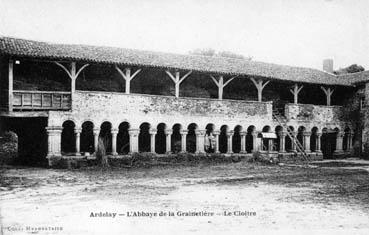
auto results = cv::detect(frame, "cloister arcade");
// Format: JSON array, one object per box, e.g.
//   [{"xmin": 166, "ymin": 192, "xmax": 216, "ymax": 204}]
[{"xmin": 56, "ymin": 119, "xmax": 354, "ymax": 158}]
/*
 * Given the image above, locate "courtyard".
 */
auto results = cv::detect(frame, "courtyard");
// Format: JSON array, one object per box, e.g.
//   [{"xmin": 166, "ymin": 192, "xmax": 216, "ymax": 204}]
[{"xmin": 1, "ymin": 159, "xmax": 369, "ymax": 234}]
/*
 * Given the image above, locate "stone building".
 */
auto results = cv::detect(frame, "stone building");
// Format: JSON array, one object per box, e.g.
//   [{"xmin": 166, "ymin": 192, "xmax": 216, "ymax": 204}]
[{"xmin": 0, "ymin": 36, "xmax": 368, "ymax": 166}]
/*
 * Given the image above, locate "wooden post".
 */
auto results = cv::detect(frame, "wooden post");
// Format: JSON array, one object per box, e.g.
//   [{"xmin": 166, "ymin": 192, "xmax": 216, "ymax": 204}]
[
  {"xmin": 115, "ymin": 66, "xmax": 142, "ymax": 94},
  {"xmin": 250, "ymin": 78, "xmax": 270, "ymax": 102},
  {"xmin": 210, "ymin": 75, "xmax": 237, "ymax": 100},
  {"xmin": 289, "ymin": 84, "xmax": 304, "ymax": 104},
  {"xmin": 165, "ymin": 70, "xmax": 192, "ymax": 98},
  {"xmin": 8, "ymin": 59, "xmax": 13, "ymax": 112},
  {"xmin": 320, "ymin": 86, "xmax": 334, "ymax": 106}
]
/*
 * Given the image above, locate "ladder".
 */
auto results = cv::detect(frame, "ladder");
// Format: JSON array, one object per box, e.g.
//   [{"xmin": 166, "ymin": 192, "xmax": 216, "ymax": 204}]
[{"xmin": 272, "ymin": 109, "xmax": 310, "ymax": 162}]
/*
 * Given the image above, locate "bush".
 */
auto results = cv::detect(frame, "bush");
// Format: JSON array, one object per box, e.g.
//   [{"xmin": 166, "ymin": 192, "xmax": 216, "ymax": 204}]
[{"xmin": 3, "ymin": 131, "xmax": 18, "ymax": 142}]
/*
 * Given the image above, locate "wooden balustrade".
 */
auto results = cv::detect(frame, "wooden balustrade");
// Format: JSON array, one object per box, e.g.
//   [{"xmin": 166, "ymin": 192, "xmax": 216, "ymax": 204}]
[{"xmin": 12, "ymin": 90, "xmax": 71, "ymax": 110}]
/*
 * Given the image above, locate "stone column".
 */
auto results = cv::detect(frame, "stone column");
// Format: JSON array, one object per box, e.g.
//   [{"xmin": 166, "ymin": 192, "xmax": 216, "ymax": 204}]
[
  {"xmin": 279, "ymin": 132, "xmax": 286, "ymax": 153},
  {"xmin": 111, "ymin": 128, "xmax": 118, "ymax": 155},
  {"xmin": 195, "ymin": 130, "xmax": 206, "ymax": 154},
  {"xmin": 180, "ymin": 130, "xmax": 187, "ymax": 152},
  {"xmin": 316, "ymin": 133, "xmax": 322, "ymax": 153},
  {"xmin": 253, "ymin": 132, "xmax": 259, "ymax": 152},
  {"xmin": 268, "ymin": 138, "xmax": 274, "ymax": 152},
  {"xmin": 74, "ymin": 128, "xmax": 82, "ymax": 156},
  {"xmin": 46, "ymin": 126, "xmax": 63, "ymax": 157},
  {"xmin": 347, "ymin": 131, "xmax": 354, "ymax": 151},
  {"xmin": 240, "ymin": 131, "xmax": 247, "ymax": 153},
  {"xmin": 128, "ymin": 129, "xmax": 139, "ymax": 153},
  {"xmin": 213, "ymin": 130, "xmax": 220, "ymax": 153},
  {"xmin": 227, "ymin": 131, "xmax": 234, "ymax": 154},
  {"xmin": 149, "ymin": 128, "xmax": 157, "ymax": 153},
  {"xmin": 335, "ymin": 131, "xmax": 344, "ymax": 153},
  {"xmin": 303, "ymin": 132, "xmax": 311, "ymax": 153},
  {"xmin": 93, "ymin": 128, "xmax": 100, "ymax": 153},
  {"xmin": 165, "ymin": 129, "xmax": 173, "ymax": 153},
  {"xmin": 291, "ymin": 131, "xmax": 297, "ymax": 151}
]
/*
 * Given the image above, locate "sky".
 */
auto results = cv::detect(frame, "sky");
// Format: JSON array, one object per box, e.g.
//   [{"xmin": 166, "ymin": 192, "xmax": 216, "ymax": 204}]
[{"xmin": 0, "ymin": 0, "xmax": 368, "ymax": 70}]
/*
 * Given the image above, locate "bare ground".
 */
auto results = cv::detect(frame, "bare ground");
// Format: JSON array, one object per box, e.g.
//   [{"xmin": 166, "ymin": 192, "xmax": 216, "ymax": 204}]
[{"xmin": 1, "ymin": 160, "xmax": 369, "ymax": 235}]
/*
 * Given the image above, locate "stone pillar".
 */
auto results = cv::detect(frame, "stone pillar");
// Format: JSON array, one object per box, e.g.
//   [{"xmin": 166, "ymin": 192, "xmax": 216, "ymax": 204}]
[
  {"xmin": 240, "ymin": 131, "xmax": 247, "ymax": 153},
  {"xmin": 111, "ymin": 128, "xmax": 118, "ymax": 155},
  {"xmin": 279, "ymin": 132, "xmax": 286, "ymax": 153},
  {"xmin": 74, "ymin": 128, "xmax": 82, "ymax": 156},
  {"xmin": 149, "ymin": 128, "xmax": 157, "ymax": 153},
  {"xmin": 180, "ymin": 130, "xmax": 187, "ymax": 152},
  {"xmin": 252, "ymin": 132, "xmax": 259, "ymax": 152},
  {"xmin": 195, "ymin": 130, "xmax": 205, "ymax": 154},
  {"xmin": 213, "ymin": 130, "xmax": 220, "ymax": 153},
  {"xmin": 291, "ymin": 131, "xmax": 297, "ymax": 151},
  {"xmin": 335, "ymin": 131, "xmax": 344, "ymax": 153},
  {"xmin": 303, "ymin": 132, "xmax": 311, "ymax": 153},
  {"xmin": 227, "ymin": 131, "xmax": 234, "ymax": 154},
  {"xmin": 347, "ymin": 131, "xmax": 354, "ymax": 151},
  {"xmin": 268, "ymin": 138, "xmax": 273, "ymax": 152},
  {"xmin": 128, "ymin": 129, "xmax": 139, "ymax": 153},
  {"xmin": 316, "ymin": 133, "xmax": 322, "ymax": 153},
  {"xmin": 93, "ymin": 128, "xmax": 100, "ymax": 153},
  {"xmin": 46, "ymin": 126, "xmax": 63, "ymax": 158},
  {"xmin": 165, "ymin": 129, "xmax": 173, "ymax": 153}
]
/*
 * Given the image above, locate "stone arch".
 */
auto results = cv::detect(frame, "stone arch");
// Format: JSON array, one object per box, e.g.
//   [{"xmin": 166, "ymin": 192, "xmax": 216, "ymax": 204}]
[
  {"xmin": 232, "ymin": 125, "xmax": 242, "ymax": 153},
  {"xmin": 246, "ymin": 125, "xmax": 255, "ymax": 153},
  {"xmin": 171, "ymin": 123, "xmax": 182, "ymax": 153},
  {"xmin": 219, "ymin": 125, "xmax": 229, "ymax": 153},
  {"xmin": 139, "ymin": 122, "xmax": 151, "ymax": 152},
  {"xmin": 81, "ymin": 121, "xmax": 94, "ymax": 154},
  {"xmin": 117, "ymin": 122, "xmax": 130, "ymax": 154},
  {"xmin": 310, "ymin": 127, "xmax": 319, "ymax": 152},
  {"xmin": 99, "ymin": 121, "xmax": 112, "ymax": 153},
  {"xmin": 187, "ymin": 123, "xmax": 198, "ymax": 153},
  {"xmin": 275, "ymin": 126, "xmax": 283, "ymax": 151},
  {"xmin": 61, "ymin": 120, "xmax": 76, "ymax": 154},
  {"xmin": 156, "ymin": 123, "xmax": 167, "ymax": 154}
]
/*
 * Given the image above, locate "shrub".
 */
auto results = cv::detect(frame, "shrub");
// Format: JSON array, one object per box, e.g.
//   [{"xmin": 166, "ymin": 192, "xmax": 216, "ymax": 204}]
[{"xmin": 3, "ymin": 131, "xmax": 18, "ymax": 143}]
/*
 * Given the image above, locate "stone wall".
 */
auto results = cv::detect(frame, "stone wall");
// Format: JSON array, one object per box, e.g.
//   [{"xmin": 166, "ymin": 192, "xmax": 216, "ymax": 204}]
[
  {"xmin": 48, "ymin": 91, "xmax": 273, "ymax": 131},
  {"xmin": 363, "ymin": 82, "xmax": 369, "ymax": 158}
]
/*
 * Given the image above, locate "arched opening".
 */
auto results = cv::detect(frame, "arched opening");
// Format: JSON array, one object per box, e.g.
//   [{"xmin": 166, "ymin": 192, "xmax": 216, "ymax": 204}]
[
  {"xmin": 61, "ymin": 120, "xmax": 76, "ymax": 154},
  {"xmin": 310, "ymin": 127, "xmax": 318, "ymax": 152},
  {"xmin": 232, "ymin": 125, "xmax": 242, "ymax": 153},
  {"xmin": 275, "ymin": 126, "xmax": 283, "ymax": 151},
  {"xmin": 219, "ymin": 125, "xmax": 228, "ymax": 153},
  {"xmin": 321, "ymin": 127, "xmax": 337, "ymax": 159},
  {"xmin": 285, "ymin": 126, "xmax": 294, "ymax": 151},
  {"xmin": 246, "ymin": 126, "xmax": 255, "ymax": 153},
  {"xmin": 117, "ymin": 122, "xmax": 130, "ymax": 154},
  {"xmin": 343, "ymin": 127, "xmax": 350, "ymax": 151},
  {"xmin": 156, "ymin": 123, "xmax": 166, "ymax": 154},
  {"xmin": 171, "ymin": 124, "xmax": 182, "ymax": 153},
  {"xmin": 262, "ymin": 126, "xmax": 271, "ymax": 151},
  {"xmin": 205, "ymin": 124, "xmax": 215, "ymax": 153},
  {"xmin": 81, "ymin": 121, "xmax": 94, "ymax": 154},
  {"xmin": 187, "ymin": 123, "xmax": 197, "ymax": 153},
  {"xmin": 139, "ymin": 122, "xmax": 151, "ymax": 152},
  {"xmin": 99, "ymin": 122, "xmax": 112, "ymax": 153},
  {"xmin": 297, "ymin": 126, "xmax": 305, "ymax": 149}
]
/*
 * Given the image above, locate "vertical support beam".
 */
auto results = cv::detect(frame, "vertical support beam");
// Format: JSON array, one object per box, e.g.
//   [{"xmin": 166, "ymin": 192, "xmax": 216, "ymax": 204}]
[
  {"xmin": 303, "ymin": 132, "xmax": 311, "ymax": 153},
  {"xmin": 268, "ymin": 139, "xmax": 274, "ymax": 152},
  {"xmin": 227, "ymin": 131, "xmax": 234, "ymax": 154},
  {"xmin": 93, "ymin": 128, "xmax": 100, "ymax": 153},
  {"xmin": 165, "ymin": 70, "xmax": 192, "ymax": 98},
  {"xmin": 8, "ymin": 59, "xmax": 13, "ymax": 112},
  {"xmin": 149, "ymin": 129, "xmax": 157, "ymax": 153},
  {"xmin": 128, "ymin": 129, "xmax": 139, "ymax": 153},
  {"xmin": 213, "ymin": 130, "xmax": 220, "ymax": 153},
  {"xmin": 111, "ymin": 128, "xmax": 118, "ymax": 155},
  {"xmin": 320, "ymin": 86, "xmax": 334, "ymax": 106},
  {"xmin": 335, "ymin": 131, "xmax": 344, "ymax": 153},
  {"xmin": 316, "ymin": 133, "xmax": 322, "ymax": 153},
  {"xmin": 252, "ymin": 131, "xmax": 259, "ymax": 152},
  {"xmin": 165, "ymin": 129, "xmax": 173, "ymax": 153},
  {"xmin": 250, "ymin": 78, "xmax": 270, "ymax": 102},
  {"xmin": 348, "ymin": 131, "xmax": 354, "ymax": 151},
  {"xmin": 46, "ymin": 126, "xmax": 63, "ymax": 166},
  {"xmin": 180, "ymin": 130, "xmax": 188, "ymax": 152},
  {"xmin": 195, "ymin": 130, "xmax": 205, "ymax": 154},
  {"xmin": 291, "ymin": 131, "xmax": 297, "ymax": 151},
  {"xmin": 74, "ymin": 128, "xmax": 82, "ymax": 156},
  {"xmin": 210, "ymin": 75, "xmax": 237, "ymax": 100},
  {"xmin": 289, "ymin": 84, "xmax": 304, "ymax": 104},
  {"xmin": 240, "ymin": 132, "xmax": 247, "ymax": 153},
  {"xmin": 279, "ymin": 132, "xmax": 286, "ymax": 153},
  {"xmin": 115, "ymin": 67, "xmax": 142, "ymax": 94}
]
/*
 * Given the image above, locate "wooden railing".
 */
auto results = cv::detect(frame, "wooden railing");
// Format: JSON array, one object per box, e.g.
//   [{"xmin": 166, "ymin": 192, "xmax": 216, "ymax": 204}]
[{"xmin": 12, "ymin": 90, "xmax": 71, "ymax": 110}]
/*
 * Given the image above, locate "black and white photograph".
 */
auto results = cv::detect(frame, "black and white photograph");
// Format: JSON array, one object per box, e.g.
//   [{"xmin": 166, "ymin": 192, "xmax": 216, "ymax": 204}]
[{"xmin": 0, "ymin": 0, "xmax": 369, "ymax": 234}]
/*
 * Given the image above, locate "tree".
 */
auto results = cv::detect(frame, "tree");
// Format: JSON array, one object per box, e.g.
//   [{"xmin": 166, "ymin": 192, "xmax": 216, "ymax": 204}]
[
  {"xmin": 334, "ymin": 64, "xmax": 365, "ymax": 75},
  {"xmin": 189, "ymin": 48, "xmax": 252, "ymax": 61}
]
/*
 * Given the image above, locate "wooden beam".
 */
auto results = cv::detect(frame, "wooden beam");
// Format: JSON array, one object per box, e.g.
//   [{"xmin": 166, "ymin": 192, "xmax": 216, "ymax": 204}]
[
  {"xmin": 165, "ymin": 70, "xmax": 192, "ymax": 98},
  {"xmin": 250, "ymin": 77, "xmax": 269, "ymax": 102},
  {"xmin": 115, "ymin": 66, "xmax": 142, "ymax": 94},
  {"xmin": 320, "ymin": 86, "xmax": 334, "ymax": 106},
  {"xmin": 8, "ymin": 59, "xmax": 13, "ymax": 112},
  {"xmin": 289, "ymin": 84, "xmax": 304, "ymax": 104},
  {"xmin": 210, "ymin": 75, "xmax": 237, "ymax": 100}
]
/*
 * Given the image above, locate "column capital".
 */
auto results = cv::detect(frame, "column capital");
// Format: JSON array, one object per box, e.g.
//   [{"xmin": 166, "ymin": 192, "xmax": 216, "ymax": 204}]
[
  {"xmin": 180, "ymin": 130, "xmax": 188, "ymax": 135},
  {"xmin": 280, "ymin": 131, "xmax": 287, "ymax": 137},
  {"xmin": 240, "ymin": 131, "xmax": 247, "ymax": 136},
  {"xmin": 111, "ymin": 128, "xmax": 119, "ymax": 134},
  {"xmin": 128, "ymin": 129, "xmax": 140, "ymax": 136},
  {"xmin": 195, "ymin": 130, "xmax": 206, "ymax": 136},
  {"xmin": 74, "ymin": 128, "xmax": 82, "ymax": 134},
  {"xmin": 226, "ymin": 131, "xmax": 234, "ymax": 137},
  {"xmin": 303, "ymin": 131, "xmax": 312, "ymax": 137},
  {"xmin": 149, "ymin": 128, "xmax": 157, "ymax": 135},
  {"xmin": 93, "ymin": 128, "xmax": 100, "ymax": 135},
  {"xmin": 316, "ymin": 132, "xmax": 322, "ymax": 137},
  {"xmin": 213, "ymin": 130, "xmax": 220, "ymax": 135},
  {"xmin": 46, "ymin": 126, "xmax": 63, "ymax": 134},
  {"xmin": 165, "ymin": 129, "xmax": 173, "ymax": 135},
  {"xmin": 337, "ymin": 131, "xmax": 345, "ymax": 138}
]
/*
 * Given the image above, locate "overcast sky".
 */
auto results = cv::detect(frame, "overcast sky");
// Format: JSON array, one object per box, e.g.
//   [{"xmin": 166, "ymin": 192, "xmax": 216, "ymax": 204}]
[{"xmin": 0, "ymin": 0, "xmax": 368, "ymax": 70}]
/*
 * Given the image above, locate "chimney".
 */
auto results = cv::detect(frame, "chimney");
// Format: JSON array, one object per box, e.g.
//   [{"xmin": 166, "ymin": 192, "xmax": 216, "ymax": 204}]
[{"xmin": 323, "ymin": 59, "xmax": 334, "ymax": 73}]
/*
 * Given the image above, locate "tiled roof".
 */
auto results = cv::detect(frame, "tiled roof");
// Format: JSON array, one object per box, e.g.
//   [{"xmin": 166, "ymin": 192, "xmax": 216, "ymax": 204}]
[
  {"xmin": 0, "ymin": 36, "xmax": 357, "ymax": 86},
  {"xmin": 337, "ymin": 70, "xmax": 369, "ymax": 84}
]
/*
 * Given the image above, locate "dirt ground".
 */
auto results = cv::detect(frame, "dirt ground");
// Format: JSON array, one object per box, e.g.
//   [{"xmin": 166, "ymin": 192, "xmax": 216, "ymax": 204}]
[{"xmin": 1, "ymin": 159, "xmax": 369, "ymax": 235}]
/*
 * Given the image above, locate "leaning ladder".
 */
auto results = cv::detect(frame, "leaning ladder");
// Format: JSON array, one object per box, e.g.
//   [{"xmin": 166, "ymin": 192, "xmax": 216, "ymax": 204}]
[{"xmin": 272, "ymin": 109, "xmax": 310, "ymax": 162}]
